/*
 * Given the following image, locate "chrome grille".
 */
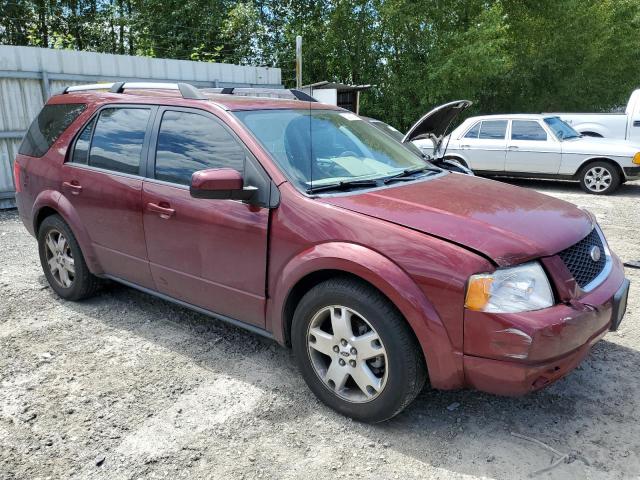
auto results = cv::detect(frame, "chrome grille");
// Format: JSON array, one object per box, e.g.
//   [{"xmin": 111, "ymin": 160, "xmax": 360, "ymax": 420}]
[{"xmin": 557, "ymin": 228, "xmax": 607, "ymax": 288}]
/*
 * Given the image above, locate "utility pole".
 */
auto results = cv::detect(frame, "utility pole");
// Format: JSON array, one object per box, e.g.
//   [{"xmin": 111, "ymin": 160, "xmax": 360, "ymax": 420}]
[{"xmin": 295, "ymin": 35, "xmax": 302, "ymax": 89}]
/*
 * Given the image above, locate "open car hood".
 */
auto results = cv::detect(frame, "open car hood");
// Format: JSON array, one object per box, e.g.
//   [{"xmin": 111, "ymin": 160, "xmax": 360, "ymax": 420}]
[{"xmin": 402, "ymin": 100, "xmax": 472, "ymax": 147}]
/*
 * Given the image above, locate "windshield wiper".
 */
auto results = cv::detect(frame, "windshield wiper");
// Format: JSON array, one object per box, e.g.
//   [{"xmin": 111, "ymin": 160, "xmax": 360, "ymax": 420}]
[
  {"xmin": 306, "ymin": 179, "xmax": 379, "ymax": 194},
  {"xmin": 383, "ymin": 165, "xmax": 441, "ymax": 184}
]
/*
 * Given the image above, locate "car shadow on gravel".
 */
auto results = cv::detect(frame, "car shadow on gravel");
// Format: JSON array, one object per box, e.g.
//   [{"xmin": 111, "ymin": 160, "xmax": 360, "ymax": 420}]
[
  {"xmin": 487, "ymin": 177, "xmax": 640, "ymax": 198},
  {"xmin": 375, "ymin": 336, "xmax": 638, "ymax": 477},
  {"xmin": 56, "ymin": 279, "xmax": 639, "ymax": 479}
]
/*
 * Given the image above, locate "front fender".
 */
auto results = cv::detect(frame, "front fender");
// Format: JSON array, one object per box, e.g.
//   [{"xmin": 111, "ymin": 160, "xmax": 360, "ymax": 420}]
[
  {"xmin": 34, "ymin": 192, "xmax": 103, "ymax": 275},
  {"xmin": 267, "ymin": 242, "xmax": 464, "ymax": 390}
]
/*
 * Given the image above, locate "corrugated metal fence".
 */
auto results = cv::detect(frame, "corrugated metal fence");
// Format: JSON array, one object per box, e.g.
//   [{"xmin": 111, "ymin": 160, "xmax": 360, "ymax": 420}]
[{"xmin": 0, "ymin": 45, "xmax": 282, "ymax": 209}]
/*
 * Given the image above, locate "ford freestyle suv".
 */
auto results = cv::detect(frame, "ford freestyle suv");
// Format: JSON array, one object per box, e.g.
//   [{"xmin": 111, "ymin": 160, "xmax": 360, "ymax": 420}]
[{"xmin": 14, "ymin": 82, "xmax": 630, "ymax": 423}]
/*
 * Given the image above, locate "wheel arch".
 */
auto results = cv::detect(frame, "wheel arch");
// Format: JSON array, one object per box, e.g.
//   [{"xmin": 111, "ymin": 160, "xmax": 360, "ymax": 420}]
[
  {"xmin": 573, "ymin": 123, "xmax": 609, "ymax": 138},
  {"xmin": 32, "ymin": 192, "xmax": 102, "ymax": 274},
  {"xmin": 268, "ymin": 242, "xmax": 464, "ymax": 390},
  {"xmin": 443, "ymin": 154, "xmax": 469, "ymax": 168},
  {"xmin": 580, "ymin": 131, "xmax": 603, "ymax": 138},
  {"xmin": 575, "ymin": 157, "xmax": 624, "ymax": 179}
]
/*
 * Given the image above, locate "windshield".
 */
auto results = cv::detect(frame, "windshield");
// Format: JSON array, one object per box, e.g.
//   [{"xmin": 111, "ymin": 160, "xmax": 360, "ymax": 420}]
[
  {"xmin": 544, "ymin": 116, "xmax": 581, "ymax": 140},
  {"xmin": 234, "ymin": 109, "xmax": 429, "ymax": 191}
]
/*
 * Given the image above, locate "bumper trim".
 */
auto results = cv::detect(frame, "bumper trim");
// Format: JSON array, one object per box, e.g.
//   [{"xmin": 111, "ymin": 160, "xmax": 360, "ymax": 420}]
[
  {"xmin": 463, "ymin": 323, "xmax": 609, "ymax": 396},
  {"xmin": 610, "ymin": 278, "xmax": 630, "ymax": 331},
  {"xmin": 623, "ymin": 166, "xmax": 640, "ymax": 178}
]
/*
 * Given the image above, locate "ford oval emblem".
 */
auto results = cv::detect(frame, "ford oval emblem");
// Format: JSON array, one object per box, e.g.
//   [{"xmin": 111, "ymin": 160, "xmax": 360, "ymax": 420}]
[{"xmin": 590, "ymin": 246, "xmax": 601, "ymax": 262}]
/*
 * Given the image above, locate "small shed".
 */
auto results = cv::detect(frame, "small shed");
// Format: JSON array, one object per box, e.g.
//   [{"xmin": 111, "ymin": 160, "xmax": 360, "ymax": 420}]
[{"xmin": 301, "ymin": 81, "xmax": 371, "ymax": 114}]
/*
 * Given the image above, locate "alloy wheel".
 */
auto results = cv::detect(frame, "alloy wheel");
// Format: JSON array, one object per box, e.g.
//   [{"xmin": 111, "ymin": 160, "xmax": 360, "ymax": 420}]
[
  {"xmin": 44, "ymin": 229, "xmax": 75, "ymax": 288},
  {"xmin": 584, "ymin": 166, "xmax": 612, "ymax": 193},
  {"xmin": 307, "ymin": 305, "xmax": 388, "ymax": 403}
]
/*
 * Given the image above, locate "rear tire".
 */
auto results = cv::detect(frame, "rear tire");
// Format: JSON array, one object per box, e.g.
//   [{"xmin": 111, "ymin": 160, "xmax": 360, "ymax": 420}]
[
  {"xmin": 38, "ymin": 214, "xmax": 100, "ymax": 300},
  {"xmin": 291, "ymin": 277, "xmax": 426, "ymax": 423},
  {"xmin": 579, "ymin": 161, "xmax": 620, "ymax": 195}
]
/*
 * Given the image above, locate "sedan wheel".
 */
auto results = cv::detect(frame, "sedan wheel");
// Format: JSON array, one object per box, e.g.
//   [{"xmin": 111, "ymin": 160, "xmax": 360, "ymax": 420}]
[
  {"xmin": 307, "ymin": 305, "xmax": 388, "ymax": 402},
  {"xmin": 584, "ymin": 166, "xmax": 612, "ymax": 193},
  {"xmin": 579, "ymin": 161, "xmax": 621, "ymax": 195},
  {"xmin": 44, "ymin": 229, "xmax": 75, "ymax": 288}
]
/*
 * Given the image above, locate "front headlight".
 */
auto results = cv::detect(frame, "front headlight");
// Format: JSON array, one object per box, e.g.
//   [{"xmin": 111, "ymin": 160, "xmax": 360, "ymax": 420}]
[{"xmin": 465, "ymin": 261, "xmax": 554, "ymax": 313}]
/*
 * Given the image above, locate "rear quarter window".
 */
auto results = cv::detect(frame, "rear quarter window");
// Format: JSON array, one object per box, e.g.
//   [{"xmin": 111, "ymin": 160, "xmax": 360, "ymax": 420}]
[{"xmin": 18, "ymin": 103, "xmax": 86, "ymax": 157}]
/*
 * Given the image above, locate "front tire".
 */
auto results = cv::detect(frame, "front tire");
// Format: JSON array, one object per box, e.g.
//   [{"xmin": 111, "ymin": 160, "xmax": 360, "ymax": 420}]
[
  {"xmin": 38, "ymin": 214, "xmax": 100, "ymax": 300},
  {"xmin": 579, "ymin": 161, "xmax": 620, "ymax": 195},
  {"xmin": 291, "ymin": 277, "xmax": 426, "ymax": 423}
]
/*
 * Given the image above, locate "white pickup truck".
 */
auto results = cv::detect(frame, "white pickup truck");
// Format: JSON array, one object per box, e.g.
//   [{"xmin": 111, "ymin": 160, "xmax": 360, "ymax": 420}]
[{"xmin": 554, "ymin": 89, "xmax": 640, "ymax": 141}]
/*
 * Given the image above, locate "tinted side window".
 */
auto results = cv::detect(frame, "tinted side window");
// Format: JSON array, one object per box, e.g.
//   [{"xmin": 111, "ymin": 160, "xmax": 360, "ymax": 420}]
[
  {"xmin": 89, "ymin": 108, "xmax": 150, "ymax": 175},
  {"xmin": 155, "ymin": 110, "xmax": 245, "ymax": 185},
  {"xmin": 478, "ymin": 121, "xmax": 508, "ymax": 140},
  {"xmin": 464, "ymin": 122, "xmax": 481, "ymax": 139},
  {"xmin": 71, "ymin": 117, "xmax": 96, "ymax": 165},
  {"xmin": 19, "ymin": 104, "xmax": 86, "ymax": 157},
  {"xmin": 511, "ymin": 120, "xmax": 547, "ymax": 141}
]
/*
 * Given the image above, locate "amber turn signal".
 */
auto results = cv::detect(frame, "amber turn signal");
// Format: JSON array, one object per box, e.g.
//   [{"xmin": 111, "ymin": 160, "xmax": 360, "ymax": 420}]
[{"xmin": 465, "ymin": 276, "xmax": 493, "ymax": 311}]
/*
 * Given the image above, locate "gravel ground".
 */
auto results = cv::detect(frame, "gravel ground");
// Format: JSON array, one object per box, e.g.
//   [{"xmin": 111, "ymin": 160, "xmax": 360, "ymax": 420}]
[{"xmin": 1, "ymin": 178, "xmax": 639, "ymax": 480}]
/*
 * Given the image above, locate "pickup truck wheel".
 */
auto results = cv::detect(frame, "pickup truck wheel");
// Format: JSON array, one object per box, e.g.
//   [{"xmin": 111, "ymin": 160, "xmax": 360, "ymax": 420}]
[
  {"xmin": 579, "ymin": 162, "xmax": 620, "ymax": 195},
  {"xmin": 291, "ymin": 277, "xmax": 426, "ymax": 423},
  {"xmin": 38, "ymin": 215, "xmax": 100, "ymax": 300}
]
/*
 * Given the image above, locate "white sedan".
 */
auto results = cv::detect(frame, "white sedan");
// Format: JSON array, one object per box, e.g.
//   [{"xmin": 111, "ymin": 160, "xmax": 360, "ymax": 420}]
[{"xmin": 414, "ymin": 113, "xmax": 640, "ymax": 194}]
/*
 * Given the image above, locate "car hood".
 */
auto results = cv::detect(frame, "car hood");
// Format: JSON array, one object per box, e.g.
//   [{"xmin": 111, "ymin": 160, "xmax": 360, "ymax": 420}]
[
  {"xmin": 561, "ymin": 137, "xmax": 640, "ymax": 156},
  {"xmin": 402, "ymin": 100, "xmax": 472, "ymax": 146},
  {"xmin": 320, "ymin": 173, "xmax": 593, "ymax": 267}
]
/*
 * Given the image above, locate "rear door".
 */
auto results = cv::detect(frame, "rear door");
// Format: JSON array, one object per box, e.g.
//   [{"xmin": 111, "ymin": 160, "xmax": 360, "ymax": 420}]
[
  {"xmin": 141, "ymin": 107, "xmax": 270, "ymax": 328},
  {"xmin": 505, "ymin": 120, "xmax": 561, "ymax": 174},
  {"xmin": 61, "ymin": 105, "xmax": 155, "ymax": 288},
  {"xmin": 459, "ymin": 120, "xmax": 508, "ymax": 171}
]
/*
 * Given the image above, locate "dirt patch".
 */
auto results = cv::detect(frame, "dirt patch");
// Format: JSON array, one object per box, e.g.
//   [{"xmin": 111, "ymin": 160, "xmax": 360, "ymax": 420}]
[{"xmin": 1, "ymin": 179, "xmax": 639, "ymax": 479}]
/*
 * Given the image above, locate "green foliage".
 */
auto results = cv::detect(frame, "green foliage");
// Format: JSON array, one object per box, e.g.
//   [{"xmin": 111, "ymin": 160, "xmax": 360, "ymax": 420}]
[{"xmin": 1, "ymin": 0, "xmax": 639, "ymax": 129}]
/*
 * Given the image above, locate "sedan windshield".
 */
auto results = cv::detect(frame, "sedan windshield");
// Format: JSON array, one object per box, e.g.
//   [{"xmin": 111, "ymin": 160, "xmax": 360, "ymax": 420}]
[
  {"xmin": 544, "ymin": 116, "xmax": 581, "ymax": 140},
  {"xmin": 234, "ymin": 109, "xmax": 430, "ymax": 191}
]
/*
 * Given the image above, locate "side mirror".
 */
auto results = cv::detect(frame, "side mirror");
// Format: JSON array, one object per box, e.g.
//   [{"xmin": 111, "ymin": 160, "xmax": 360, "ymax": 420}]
[{"xmin": 190, "ymin": 168, "xmax": 257, "ymax": 202}]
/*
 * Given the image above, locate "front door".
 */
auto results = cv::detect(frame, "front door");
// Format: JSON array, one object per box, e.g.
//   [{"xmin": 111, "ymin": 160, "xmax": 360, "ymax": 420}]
[
  {"xmin": 505, "ymin": 120, "xmax": 561, "ymax": 174},
  {"xmin": 61, "ymin": 105, "xmax": 155, "ymax": 288},
  {"xmin": 141, "ymin": 107, "xmax": 270, "ymax": 328}
]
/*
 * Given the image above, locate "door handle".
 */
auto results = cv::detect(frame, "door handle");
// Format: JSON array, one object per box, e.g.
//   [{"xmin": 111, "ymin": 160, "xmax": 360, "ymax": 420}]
[
  {"xmin": 147, "ymin": 202, "xmax": 176, "ymax": 219},
  {"xmin": 62, "ymin": 181, "xmax": 83, "ymax": 195},
  {"xmin": 633, "ymin": 120, "xmax": 640, "ymax": 127},
  {"xmin": 460, "ymin": 144, "xmax": 470, "ymax": 149},
  {"xmin": 508, "ymin": 145, "xmax": 519, "ymax": 150}
]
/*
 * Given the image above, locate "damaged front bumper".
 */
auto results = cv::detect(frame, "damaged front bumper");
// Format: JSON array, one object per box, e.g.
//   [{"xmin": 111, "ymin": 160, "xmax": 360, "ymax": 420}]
[{"xmin": 462, "ymin": 255, "xmax": 629, "ymax": 396}]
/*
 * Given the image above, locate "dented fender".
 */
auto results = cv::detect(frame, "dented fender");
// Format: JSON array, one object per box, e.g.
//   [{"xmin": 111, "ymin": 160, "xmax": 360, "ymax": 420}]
[{"xmin": 266, "ymin": 242, "xmax": 465, "ymax": 390}]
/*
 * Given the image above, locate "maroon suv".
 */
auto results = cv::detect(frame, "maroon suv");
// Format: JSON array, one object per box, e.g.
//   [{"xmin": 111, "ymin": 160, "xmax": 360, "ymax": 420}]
[{"xmin": 14, "ymin": 83, "xmax": 629, "ymax": 422}]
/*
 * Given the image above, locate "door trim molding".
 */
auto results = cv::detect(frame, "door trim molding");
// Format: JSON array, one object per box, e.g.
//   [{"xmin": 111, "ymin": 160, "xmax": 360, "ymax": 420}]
[{"xmin": 102, "ymin": 274, "xmax": 276, "ymax": 340}]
